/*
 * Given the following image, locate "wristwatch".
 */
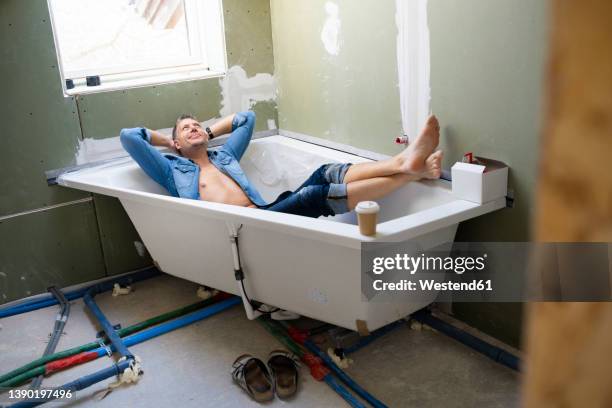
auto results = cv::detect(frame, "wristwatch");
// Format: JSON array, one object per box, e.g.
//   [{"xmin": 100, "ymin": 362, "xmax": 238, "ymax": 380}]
[{"xmin": 205, "ymin": 127, "xmax": 214, "ymax": 139}]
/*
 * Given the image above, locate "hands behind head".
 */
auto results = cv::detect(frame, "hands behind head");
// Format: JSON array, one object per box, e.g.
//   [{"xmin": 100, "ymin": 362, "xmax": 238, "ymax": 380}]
[{"xmin": 167, "ymin": 137, "xmax": 180, "ymax": 155}]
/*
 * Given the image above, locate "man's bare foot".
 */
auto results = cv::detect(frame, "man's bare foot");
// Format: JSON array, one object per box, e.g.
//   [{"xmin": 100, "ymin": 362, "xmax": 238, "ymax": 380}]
[
  {"xmin": 419, "ymin": 150, "xmax": 443, "ymax": 179},
  {"xmin": 397, "ymin": 115, "xmax": 440, "ymax": 175}
]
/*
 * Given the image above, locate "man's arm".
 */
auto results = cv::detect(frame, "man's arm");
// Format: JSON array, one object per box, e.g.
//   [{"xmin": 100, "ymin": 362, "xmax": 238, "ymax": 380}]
[
  {"xmin": 148, "ymin": 129, "xmax": 175, "ymax": 150},
  {"xmin": 218, "ymin": 111, "xmax": 256, "ymax": 161},
  {"xmin": 120, "ymin": 128, "xmax": 176, "ymax": 195},
  {"xmin": 208, "ymin": 114, "xmax": 235, "ymax": 138}
]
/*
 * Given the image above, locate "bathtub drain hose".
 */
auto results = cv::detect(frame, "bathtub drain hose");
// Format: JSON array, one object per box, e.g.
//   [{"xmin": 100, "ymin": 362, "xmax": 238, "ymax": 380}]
[{"xmin": 230, "ymin": 228, "xmax": 279, "ymax": 315}]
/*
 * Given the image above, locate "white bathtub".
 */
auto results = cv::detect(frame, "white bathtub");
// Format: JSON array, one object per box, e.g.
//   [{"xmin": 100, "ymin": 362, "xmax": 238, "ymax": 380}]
[{"xmin": 58, "ymin": 135, "xmax": 505, "ymax": 332}]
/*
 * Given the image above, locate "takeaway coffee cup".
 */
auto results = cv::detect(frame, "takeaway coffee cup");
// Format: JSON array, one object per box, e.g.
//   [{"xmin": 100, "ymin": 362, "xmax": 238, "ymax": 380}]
[{"xmin": 355, "ymin": 201, "xmax": 380, "ymax": 236}]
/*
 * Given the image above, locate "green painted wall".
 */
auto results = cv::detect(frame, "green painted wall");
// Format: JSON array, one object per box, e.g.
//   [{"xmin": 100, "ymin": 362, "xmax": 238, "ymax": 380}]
[
  {"xmin": 0, "ymin": 0, "xmax": 276, "ymax": 303},
  {"xmin": 225, "ymin": 2, "xmax": 275, "ymax": 77},
  {"xmin": 271, "ymin": 0, "xmax": 548, "ymax": 346},
  {"xmin": 271, "ymin": 0, "xmax": 402, "ymax": 150},
  {"xmin": 0, "ymin": 1, "xmax": 86, "ymax": 216},
  {"xmin": 429, "ymin": 0, "xmax": 548, "ymax": 347},
  {"xmin": 92, "ymin": 194, "xmax": 151, "ymax": 276},
  {"xmin": 0, "ymin": 201, "xmax": 105, "ymax": 303}
]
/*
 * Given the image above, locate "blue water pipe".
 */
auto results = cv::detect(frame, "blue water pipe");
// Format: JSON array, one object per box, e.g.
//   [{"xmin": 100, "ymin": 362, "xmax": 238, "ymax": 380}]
[
  {"xmin": 12, "ymin": 284, "xmax": 138, "ymax": 408},
  {"xmin": 109, "ymin": 297, "xmax": 241, "ymax": 351},
  {"xmin": 343, "ymin": 320, "xmax": 405, "ymax": 355},
  {"xmin": 412, "ymin": 309, "xmax": 520, "ymax": 371},
  {"xmin": 57, "ymin": 297, "xmax": 242, "ymax": 361},
  {"xmin": 11, "ymin": 359, "xmax": 133, "ymax": 408},
  {"xmin": 10, "ymin": 296, "xmax": 241, "ymax": 407},
  {"xmin": 31, "ymin": 286, "xmax": 71, "ymax": 389},
  {"xmin": 83, "ymin": 287, "xmax": 133, "ymax": 359},
  {"xmin": 303, "ymin": 339, "xmax": 388, "ymax": 408},
  {"xmin": 323, "ymin": 375, "xmax": 367, "ymax": 408},
  {"xmin": 0, "ymin": 267, "xmax": 160, "ymax": 319},
  {"xmin": 346, "ymin": 310, "xmax": 520, "ymax": 371}
]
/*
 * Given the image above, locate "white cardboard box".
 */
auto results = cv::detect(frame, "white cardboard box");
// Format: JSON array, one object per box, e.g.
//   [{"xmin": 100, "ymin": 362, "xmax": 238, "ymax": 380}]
[{"xmin": 451, "ymin": 157, "xmax": 508, "ymax": 204}]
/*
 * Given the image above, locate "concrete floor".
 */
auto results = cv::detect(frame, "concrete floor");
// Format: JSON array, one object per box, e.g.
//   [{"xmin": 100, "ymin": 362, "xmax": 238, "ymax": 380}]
[{"xmin": 0, "ymin": 275, "xmax": 519, "ymax": 407}]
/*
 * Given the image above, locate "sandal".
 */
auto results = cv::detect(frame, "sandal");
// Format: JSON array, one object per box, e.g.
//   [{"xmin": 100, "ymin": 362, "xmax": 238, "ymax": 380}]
[
  {"xmin": 267, "ymin": 350, "xmax": 300, "ymax": 400},
  {"xmin": 231, "ymin": 354, "xmax": 274, "ymax": 402}
]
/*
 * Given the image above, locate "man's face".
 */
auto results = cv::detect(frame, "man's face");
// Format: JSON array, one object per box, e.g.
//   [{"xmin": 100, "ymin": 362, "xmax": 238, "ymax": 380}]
[{"xmin": 174, "ymin": 118, "xmax": 208, "ymax": 153}]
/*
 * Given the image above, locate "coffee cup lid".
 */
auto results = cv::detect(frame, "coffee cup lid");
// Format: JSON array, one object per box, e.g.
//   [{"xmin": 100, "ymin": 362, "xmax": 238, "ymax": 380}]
[{"xmin": 355, "ymin": 201, "xmax": 380, "ymax": 214}]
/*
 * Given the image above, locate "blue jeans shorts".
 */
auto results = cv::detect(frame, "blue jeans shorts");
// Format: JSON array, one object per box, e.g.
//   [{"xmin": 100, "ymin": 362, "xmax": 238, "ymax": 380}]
[{"xmin": 258, "ymin": 163, "xmax": 352, "ymax": 218}]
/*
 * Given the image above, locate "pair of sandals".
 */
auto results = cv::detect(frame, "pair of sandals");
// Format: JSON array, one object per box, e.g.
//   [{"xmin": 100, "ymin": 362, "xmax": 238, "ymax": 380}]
[{"xmin": 231, "ymin": 350, "xmax": 300, "ymax": 402}]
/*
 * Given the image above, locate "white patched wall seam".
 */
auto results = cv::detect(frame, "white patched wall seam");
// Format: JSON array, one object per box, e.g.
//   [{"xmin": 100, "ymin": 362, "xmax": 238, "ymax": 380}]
[
  {"xmin": 321, "ymin": 1, "xmax": 341, "ymax": 56},
  {"xmin": 396, "ymin": 0, "xmax": 431, "ymax": 141}
]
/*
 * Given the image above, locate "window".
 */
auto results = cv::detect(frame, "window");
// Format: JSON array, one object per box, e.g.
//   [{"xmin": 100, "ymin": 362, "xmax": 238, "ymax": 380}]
[{"xmin": 48, "ymin": 0, "xmax": 227, "ymax": 95}]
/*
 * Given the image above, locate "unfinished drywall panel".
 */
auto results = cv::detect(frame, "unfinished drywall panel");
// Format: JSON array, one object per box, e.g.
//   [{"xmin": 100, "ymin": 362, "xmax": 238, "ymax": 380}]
[
  {"xmin": 75, "ymin": 81, "xmax": 224, "ymax": 140},
  {"xmin": 0, "ymin": 202, "xmax": 106, "ymax": 304},
  {"xmin": 429, "ymin": 0, "xmax": 547, "ymax": 241},
  {"xmin": 0, "ymin": 0, "xmax": 88, "ymax": 216},
  {"xmin": 448, "ymin": 303, "xmax": 524, "ymax": 348},
  {"xmin": 224, "ymin": 0, "xmax": 275, "ymax": 76},
  {"xmin": 271, "ymin": 0, "xmax": 402, "ymax": 153},
  {"xmin": 250, "ymin": 101, "xmax": 279, "ymax": 131},
  {"xmin": 92, "ymin": 195, "xmax": 152, "ymax": 277},
  {"xmin": 428, "ymin": 0, "xmax": 549, "ymax": 347}
]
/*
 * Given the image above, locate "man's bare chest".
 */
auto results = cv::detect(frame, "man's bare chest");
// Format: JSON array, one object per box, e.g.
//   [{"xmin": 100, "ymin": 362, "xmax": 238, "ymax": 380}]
[{"xmin": 198, "ymin": 165, "xmax": 250, "ymax": 204}]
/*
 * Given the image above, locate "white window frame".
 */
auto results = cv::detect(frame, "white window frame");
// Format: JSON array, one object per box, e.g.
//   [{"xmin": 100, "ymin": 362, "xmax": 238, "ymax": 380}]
[{"xmin": 47, "ymin": 0, "xmax": 227, "ymax": 96}]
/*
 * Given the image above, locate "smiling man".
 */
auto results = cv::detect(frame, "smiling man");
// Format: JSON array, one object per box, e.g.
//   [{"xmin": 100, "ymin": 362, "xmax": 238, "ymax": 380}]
[{"xmin": 120, "ymin": 111, "xmax": 443, "ymax": 218}]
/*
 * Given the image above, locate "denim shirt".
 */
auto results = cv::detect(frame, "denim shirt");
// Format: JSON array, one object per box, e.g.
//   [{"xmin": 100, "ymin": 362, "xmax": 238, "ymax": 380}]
[{"xmin": 119, "ymin": 111, "xmax": 267, "ymax": 206}]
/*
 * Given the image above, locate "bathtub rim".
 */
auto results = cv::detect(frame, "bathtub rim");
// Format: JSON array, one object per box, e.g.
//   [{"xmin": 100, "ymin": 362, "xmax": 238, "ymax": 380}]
[{"xmin": 58, "ymin": 136, "xmax": 506, "ymax": 250}]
